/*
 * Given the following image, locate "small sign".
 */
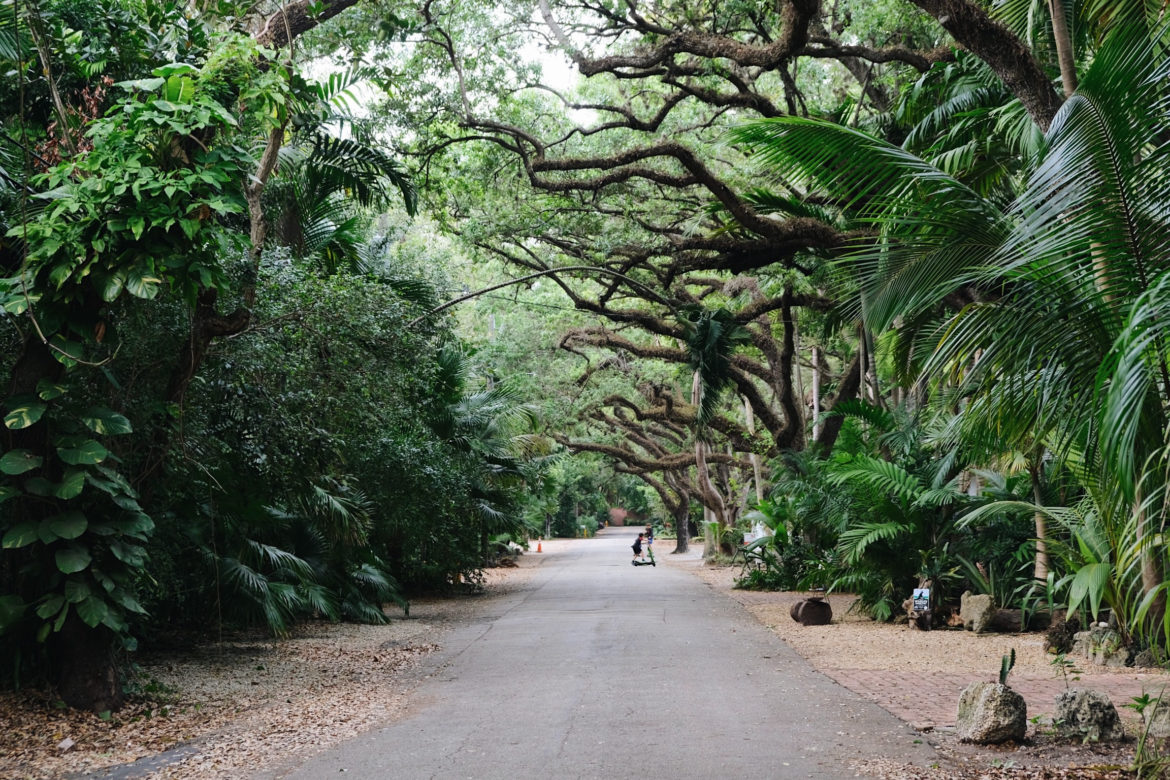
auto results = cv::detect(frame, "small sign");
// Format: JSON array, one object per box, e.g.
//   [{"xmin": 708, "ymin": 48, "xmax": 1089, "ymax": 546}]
[{"xmin": 912, "ymin": 588, "xmax": 930, "ymax": 612}]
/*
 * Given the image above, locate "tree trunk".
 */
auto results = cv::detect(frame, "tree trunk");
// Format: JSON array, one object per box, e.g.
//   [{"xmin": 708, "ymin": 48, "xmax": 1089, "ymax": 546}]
[
  {"xmin": 743, "ymin": 396, "xmax": 765, "ymax": 504},
  {"xmin": 692, "ymin": 370, "xmax": 727, "ymax": 526},
  {"xmin": 1048, "ymin": 0, "xmax": 1078, "ymax": 98},
  {"xmin": 1029, "ymin": 458, "xmax": 1049, "ymax": 581},
  {"xmin": 49, "ymin": 617, "xmax": 123, "ymax": 713},
  {"xmin": 811, "ymin": 346, "xmax": 821, "ymax": 440},
  {"xmin": 672, "ymin": 497, "xmax": 690, "ymax": 554},
  {"xmin": 813, "ymin": 352, "xmax": 863, "ymax": 456},
  {"xmin": 702, "ymin": 505, "xmax": 717, "ymax": 559}
]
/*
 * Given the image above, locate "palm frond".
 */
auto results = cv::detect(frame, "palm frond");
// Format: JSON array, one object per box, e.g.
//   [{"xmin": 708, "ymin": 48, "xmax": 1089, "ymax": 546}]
[
  {"xmin": 837, "ymin": 520, "xmax": 912, "ymax": 564},
  {"xmin": 828, "ymin": 456, "xmax": 924, "ymax": 506},
  {"xmin": 245, "ymin": 539, "xmax": 316, "ymax": 581},
  {"xmin": 307, "ymin": 134, "xmax": 417, "ymax": 214}
]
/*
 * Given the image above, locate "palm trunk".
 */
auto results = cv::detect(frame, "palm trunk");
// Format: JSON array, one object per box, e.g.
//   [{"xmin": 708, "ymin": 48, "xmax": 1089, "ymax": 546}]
[
  {"xmin": 811, "ymin": 346, "xmax": 822, "ymax": 441},
  {"xmin": 1028, "ymin": 458, "xmax": 1049, "ymax": 581},
  {"xmin": 1048, "ymin": 0, "xmax": 1078, "ymax": 98}
]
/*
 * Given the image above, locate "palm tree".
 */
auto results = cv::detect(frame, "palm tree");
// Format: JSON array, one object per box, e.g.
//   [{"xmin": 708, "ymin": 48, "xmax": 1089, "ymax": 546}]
[
  {"xmin": 731, "ymin": 27, "xmax": 1170, "ymax": 646},
  {"xmin": 427, "ymin": 345, "xmax": 547, "ymax": 560},
  {"xmin": 268, "ymin": 70, "xmax": 416, "ymax": 274}
]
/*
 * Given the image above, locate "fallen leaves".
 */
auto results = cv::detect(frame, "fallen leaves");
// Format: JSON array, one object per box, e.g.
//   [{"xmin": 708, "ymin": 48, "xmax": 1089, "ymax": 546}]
[{"xmin": 0, "ymin": 619, "xmax": 448, "ymax": 779}]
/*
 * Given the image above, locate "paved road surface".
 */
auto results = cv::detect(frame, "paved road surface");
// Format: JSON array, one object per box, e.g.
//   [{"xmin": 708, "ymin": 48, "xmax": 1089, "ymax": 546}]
[{"xmin": 272, "ymin": 529, "xmax": 937, "ymax": 779}]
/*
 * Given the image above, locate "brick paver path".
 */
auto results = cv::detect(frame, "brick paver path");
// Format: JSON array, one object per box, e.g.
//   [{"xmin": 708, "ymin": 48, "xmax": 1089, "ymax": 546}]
[{"xmin": 821, "ymin": 668, "xmax": 1165, "ymax": 730}]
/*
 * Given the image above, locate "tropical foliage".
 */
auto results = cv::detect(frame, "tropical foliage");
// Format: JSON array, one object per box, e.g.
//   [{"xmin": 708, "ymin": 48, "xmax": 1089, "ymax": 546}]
[{"xmin": 6, "ymin": 0, "xmax": 1170, "ymax": 715}]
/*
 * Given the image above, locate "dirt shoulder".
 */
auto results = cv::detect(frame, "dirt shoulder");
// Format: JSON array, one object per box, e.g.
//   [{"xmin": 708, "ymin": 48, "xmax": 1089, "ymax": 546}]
[
  {"xmin": 664, "ymin": 545, "xmax": 1168, "ymax": 778},
  {"xmin": 2, "ymin": 537, "xmax": 1167, "ymax": 779},
  {"xmin": 0, "ymin": 552, "xmax": 551, "ymax": 780}
]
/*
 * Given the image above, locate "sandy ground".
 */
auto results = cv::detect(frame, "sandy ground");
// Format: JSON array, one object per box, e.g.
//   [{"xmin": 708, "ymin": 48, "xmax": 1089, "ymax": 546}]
[{"xmin": 1, "ymin": 537, "xmax": 1166, "ymax": 779}]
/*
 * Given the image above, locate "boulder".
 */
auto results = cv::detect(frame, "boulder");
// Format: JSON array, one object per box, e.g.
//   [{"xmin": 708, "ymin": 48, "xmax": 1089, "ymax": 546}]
[
  {"xmin": 956, "ymin": 681, "xmax": 1027, "ymax": 744},
  {"xmin": 790, "ymin": 597, "xmax": 832, "ymax": 626},
  {"xmin": 1133, "ymin": 648, "xmax": 1162, "ymax": 669},
  {"xmin": 1071, "ymin": 626, "xmax": 1130, "ymax": 667},
  {"xmin": 1045, "ymin": 614, "xmax": 1081, "ymax": 654},
  {"xmin": 1054, "ymin": 688, "xmax": 1126, "ymax": 742},
  {"xmin": 1143, "ymin": 695, "xmax": 1170, "ymax": 740},
  {"xmin": 960, "ymin": 591, "xmax": 996, "ymax": 634},
  {"xmin": 988, "ymin": 608, "xmax": 1024, "ymax": 633}
]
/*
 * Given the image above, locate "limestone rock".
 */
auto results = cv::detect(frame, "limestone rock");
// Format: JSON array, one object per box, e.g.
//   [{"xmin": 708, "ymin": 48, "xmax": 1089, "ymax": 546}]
[
  {"xmin": 956, "ymin": 681, "xmax": 1027, "ymax": 744},
  {"xmin": 1143, "ymin": 696, "xmax": 1170, "ymax": 740},
  {"xmin": 1054, "ymin": 688, "xmax": 1126, "ymax": 742},
  {"xmin": 1071, "ymin": 626, "xmax": 1130, "ymax": 667},
  {"xmin": 1133, "ymin": 648, "xmax": 1161, "ymax": 669},
  {"xmin": 960, "ymin": 591, "xmax": 996, "ymax": 634}
]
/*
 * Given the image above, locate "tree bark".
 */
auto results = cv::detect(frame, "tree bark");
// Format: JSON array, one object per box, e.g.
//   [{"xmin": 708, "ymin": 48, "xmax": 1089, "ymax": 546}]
[
  {"xmin": 812, "ymin": 352, "xmax": 863, "ymax": 456},
  {"xmin": 1048, "ymin": 0, "xmax": 1078, "ymax": 98},
  {"xmin": 1029, "ymin": 457, "xmax": 1049, "ymax": 581},
  {"xmin": 908, "ymin": 0, "xmax": 1064, "ymax": 130}
]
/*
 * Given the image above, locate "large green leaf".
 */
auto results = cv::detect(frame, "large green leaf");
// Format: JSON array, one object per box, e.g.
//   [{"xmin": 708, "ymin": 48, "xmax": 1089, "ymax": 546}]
[
  {"xmin": 57, "ymin": 440, "xmax": 109, "ymax": 465},
  {"xmin": 76, "ymin": 595, "xmax": 109, "ymax": 628},
  {"xmin": 2, "ymin": 521, "xmax": 39, "ymax": 548},
  {"xmin": 1068, "ymin": 561, "xmax": 1113, "ymax": 620},
  {"xmin": 4, "ymin": 397, "xmax": 47, "ymax": 430},
  {"xmin": 81, "ymin": 407, "xmax": 133, "ymax": 436},
  {"xmin": 124, "ymin": 267, "xmax": 162, "ymax": 299},
  {"xmin": 35, "ymin": 594, "xmax": 65, "ymax": 620},
  {"xmin": 47, "ymin": 511, "xmax": 87, "ymax": 540},
  {"xmin": 112, "ymin": 512, "xmax": 154, "ymax": 539},
  {"xmin": 55, "ymin": 469, "xmax": 86, "ymax": 500},
  {"xmin": 56, "ymin": 546, "xmax": 92, "ymax": 574},
  {"xmin": 109, "ymin": 539, "xmax": 147, "ymax": 567},
  {"xmin": 65, "ymin": 579, "xmax": 91, "ymax": 604},
  {"xmin": 35, "ymin": 380, "xmax": 67, "ymax": 400},
  {"xmin": 0, "ymin": 485, "xmax": 18, "ymax": 504},
  {"xmin": 0, "ymin": 449, "xmax": 42, "ymax": 475}
]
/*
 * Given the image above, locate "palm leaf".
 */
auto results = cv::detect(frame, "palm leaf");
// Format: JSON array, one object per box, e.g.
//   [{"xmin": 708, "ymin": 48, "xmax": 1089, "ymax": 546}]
[{"xmin": 837, "ymin": 520, "xmax": 912, "ymax": 564}]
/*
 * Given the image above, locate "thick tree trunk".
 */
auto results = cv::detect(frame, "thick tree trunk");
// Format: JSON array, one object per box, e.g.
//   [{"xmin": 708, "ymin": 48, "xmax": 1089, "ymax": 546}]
[
  {"xmin": 811, "ymin": 346, "xmax": 821, "ymax": 440},
  {"xmin": 692, "ymin": 370, "xmax": 727, "ymax": 526},
  {"xmin": 778, "ymin": 289, "xmax": 806, "ymax": 449},
  {"xmin": 7, "ymin": 338, "xmax": 123, "ymax": 711},
  {"xmin": 907, "ymin": 0, "xmax": 1064, "ymax": 130},
  {"xmin": 672, "ymin": 497, "xmax": 690, "ymax": 554},
  {"xmin": 49, "ymin": 617, "xmax": 123, "ymax": 713},
  {"xmin": 743, "ymin": 396, "xmax": 765, "ymax": 504}
]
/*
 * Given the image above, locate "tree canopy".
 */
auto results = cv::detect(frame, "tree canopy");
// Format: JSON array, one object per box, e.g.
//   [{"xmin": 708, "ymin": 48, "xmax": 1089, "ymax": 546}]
[{"xmin": 4, "ymin": 0, "xmax": 1170, "ymax": 711}]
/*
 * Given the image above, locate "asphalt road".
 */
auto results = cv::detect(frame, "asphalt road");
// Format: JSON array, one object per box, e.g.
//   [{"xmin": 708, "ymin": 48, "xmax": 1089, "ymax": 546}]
[{"xmin": 271, "ymin": 529, "xmax": 937, "ymax": 779}]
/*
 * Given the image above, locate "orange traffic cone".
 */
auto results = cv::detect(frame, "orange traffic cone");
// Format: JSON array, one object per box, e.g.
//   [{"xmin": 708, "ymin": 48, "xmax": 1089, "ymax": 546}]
[{"xmin": 537, "ymin": 542, "xmax": 543, "ymax": 553}]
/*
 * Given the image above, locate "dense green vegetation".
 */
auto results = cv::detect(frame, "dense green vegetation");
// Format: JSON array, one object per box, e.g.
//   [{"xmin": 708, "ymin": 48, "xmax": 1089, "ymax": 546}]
[{"xmin": 3, "ymin": 0, "xmax": 1170, "ymax": 712}]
